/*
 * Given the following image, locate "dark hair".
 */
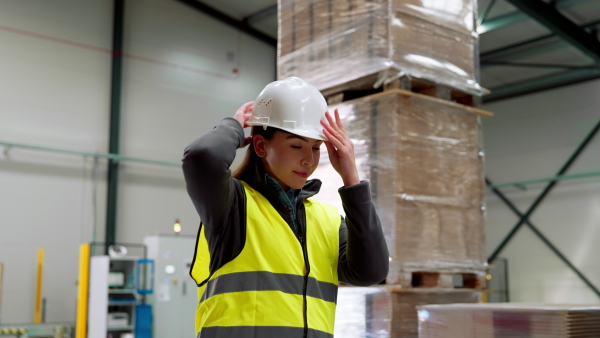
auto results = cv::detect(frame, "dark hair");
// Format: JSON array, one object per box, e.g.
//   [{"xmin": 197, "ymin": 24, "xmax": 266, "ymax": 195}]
[{"xmin": 232, "ymin": 126, "xmax": 278, "ymax": 178}]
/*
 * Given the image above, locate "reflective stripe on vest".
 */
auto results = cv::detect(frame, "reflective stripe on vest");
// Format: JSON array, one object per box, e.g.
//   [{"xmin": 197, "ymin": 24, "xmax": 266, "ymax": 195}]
[
  {"xmin": 190, "ymin": 181, "xmax": 341, "ymax": 337},
  {"xmin": 197, "ymin": 326, "xmax": 333, "ymax": 338},
  {"xmin": 201, "ymin": 271, "xmax": 338, "ymax": 303}
]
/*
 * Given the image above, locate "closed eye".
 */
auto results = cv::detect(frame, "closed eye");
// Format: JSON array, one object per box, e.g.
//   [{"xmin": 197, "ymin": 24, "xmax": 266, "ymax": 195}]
[{"xmin": 291, "ymin": 146, "xmax": 302, "ymax": 149}]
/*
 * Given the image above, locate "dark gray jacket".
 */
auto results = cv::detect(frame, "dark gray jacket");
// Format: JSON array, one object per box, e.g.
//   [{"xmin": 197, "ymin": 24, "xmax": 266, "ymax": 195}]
[{"xmin": 182, "ymin": 117, "xmax": 388, "ymax": 286}]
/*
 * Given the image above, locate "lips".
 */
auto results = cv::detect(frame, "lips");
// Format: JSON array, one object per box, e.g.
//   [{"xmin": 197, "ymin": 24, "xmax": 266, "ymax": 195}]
[{"xmin": 294, "ymin": 171, "xmax": 309, "ymax": 178}]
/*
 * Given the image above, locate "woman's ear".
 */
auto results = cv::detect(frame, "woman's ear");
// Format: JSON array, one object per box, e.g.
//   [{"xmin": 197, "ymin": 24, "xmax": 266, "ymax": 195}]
[{"xmin": 253, "ymin": 135, "xmax": 267, "ymax": 158}]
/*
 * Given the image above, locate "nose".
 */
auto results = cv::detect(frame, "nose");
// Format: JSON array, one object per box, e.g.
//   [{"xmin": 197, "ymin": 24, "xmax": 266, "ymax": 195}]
[{"xmin": 301, "ymin": 148, "xmax": 316, "ymax": 166}]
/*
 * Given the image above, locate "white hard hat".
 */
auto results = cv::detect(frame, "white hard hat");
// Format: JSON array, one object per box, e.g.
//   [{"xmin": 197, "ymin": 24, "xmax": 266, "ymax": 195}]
[{"xmin": 248, "ymin": 77, "xmax": 328, "ymax": 141}]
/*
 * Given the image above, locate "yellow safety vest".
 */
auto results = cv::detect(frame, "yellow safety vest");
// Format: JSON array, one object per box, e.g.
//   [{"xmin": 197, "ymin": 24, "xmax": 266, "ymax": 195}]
[{"xmin": 190, "ymin": 181, "xmax": 341, "ymax": 338}]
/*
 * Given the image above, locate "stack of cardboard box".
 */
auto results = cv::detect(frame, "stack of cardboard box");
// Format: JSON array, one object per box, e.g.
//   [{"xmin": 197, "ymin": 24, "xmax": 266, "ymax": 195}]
[
  {"xmin": 328, "ymin": 91, "xmax": 491, "ymax": 286},
  {"xmin": 335, "ymin": 287, "xmax": 482, "ymax": 337},
  {"xmin": 417, "ymin": 303, "xmax": 600, "ymax": 337},
  {"xmin": 278, "ymin": 0, "xmax": 485, "ymax": 95},
  {"xmin": 321, "ymin": 90, "xmax": 489, "ymax": 337},
  {"xmin": 277, "ymin": 1, "xmax": 492, "ymax": 336}
]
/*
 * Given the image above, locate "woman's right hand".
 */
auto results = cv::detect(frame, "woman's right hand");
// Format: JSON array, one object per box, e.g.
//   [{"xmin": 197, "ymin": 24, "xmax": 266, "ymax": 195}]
[{"xmin": 233, "ymin": 101, "xmax": 254, "ymax": 147}]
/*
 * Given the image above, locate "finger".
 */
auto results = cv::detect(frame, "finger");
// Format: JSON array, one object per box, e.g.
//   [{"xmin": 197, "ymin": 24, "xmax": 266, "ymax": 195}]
[
  {"xmin": 321, "ymin": 115, "xmax": 338, "ymax": 135},
  {"xmin": 322, "ymin": 116, "xmax": 346, "ymax": 145},
  {"xmin": 321, "ymin": 119, "xmax": 340, "ymax": 143},
  {"xmin": 238, "ymin": 101, "xmax": 254, "ymax": 114},
  {"xmin": 244, "ymin": 102, "xmax": 254, "ymax": 113},
  {"xmin": 334, "ymin": 109, "xmax": 345, "ymax": 131},
  {"xmin": 326, "ymin": 111, "xmax": 348, "ymax": 141},
  {"xmin": 325, "ymin": 111, "xmax": 337, "ymax": 131},
  {"xmin": 324, "ymin": 140, "xmax": 336, "ymax": 155},
  {"xmin": 323, "ymin": 128, "xmax": 344, "ymax": 150},
  {"xmin": 322, "ymin": 121, "xmax": 345, "ymax": 147},
  {"xmin": 241, "ymin": 136, "xmax": 252, "ymax": 147}
]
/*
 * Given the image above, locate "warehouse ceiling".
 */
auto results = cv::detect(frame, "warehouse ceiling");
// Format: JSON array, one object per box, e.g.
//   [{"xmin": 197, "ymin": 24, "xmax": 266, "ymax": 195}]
[{"xmin": 176, "ymin": 0, "xmax": 600, "ymax": 103}]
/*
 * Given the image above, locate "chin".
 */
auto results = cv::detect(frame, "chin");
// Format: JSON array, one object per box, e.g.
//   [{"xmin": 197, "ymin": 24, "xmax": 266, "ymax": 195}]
[{"xmin": 289, "ymin": 179, "xmax": 307, "ymax": 190}]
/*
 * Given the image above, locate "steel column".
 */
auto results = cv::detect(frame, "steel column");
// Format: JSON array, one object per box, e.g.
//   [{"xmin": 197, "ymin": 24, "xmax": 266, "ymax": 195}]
[{"xmin": 105, "ymin": 0, "xmax": 125, "ymax": 250}]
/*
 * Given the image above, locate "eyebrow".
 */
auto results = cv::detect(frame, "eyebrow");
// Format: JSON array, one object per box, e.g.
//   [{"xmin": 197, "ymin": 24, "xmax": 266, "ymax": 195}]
[
  {"xmin": 286, "ymin": 134, "xmax": 323, "ymax": 145},
  {"xmin": 286, "ymin": 134, "xmax": 309, "ymax": 142}
]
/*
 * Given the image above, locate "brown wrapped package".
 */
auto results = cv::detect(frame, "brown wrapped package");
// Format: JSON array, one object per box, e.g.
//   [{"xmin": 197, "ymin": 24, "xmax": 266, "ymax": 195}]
[
  {"xmin": 312, "ymin": 90, "xmax": 489, "ymax": 279},
  {"xmin": 277, "ymin": 0, "xmax": 484, "ymax": 95},
  {"xmin": 335, "ymin": 286, "xmax": 482, "ymax": 338}
]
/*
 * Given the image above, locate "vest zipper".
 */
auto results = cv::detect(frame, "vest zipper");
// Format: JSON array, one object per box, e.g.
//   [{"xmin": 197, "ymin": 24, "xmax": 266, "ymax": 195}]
[{"xmin": 299, "ymin": 203, "xmax": 310, "ymax": 338}]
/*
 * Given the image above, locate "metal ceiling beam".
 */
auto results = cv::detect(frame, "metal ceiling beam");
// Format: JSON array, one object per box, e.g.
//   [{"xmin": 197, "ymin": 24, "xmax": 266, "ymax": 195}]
[
  {"xmin": 478, "ymin": 10, "xmax": 528, "ymax": 34},
  {"xmin": 484, "ymin": 68, "xmax": 600, "ymax": 102},
  {"xmin": 505, "ymin": 0, "xmax": 600, "ymax": 62},
  {"xmin": 477, "ymin": 0, "xmax": 498, "ymax": 26},
  {"xmin": 479, "ymin": 0, "xmax": 589, "ymax": 34},
  {"xmin": 244, "ymin": 4, "xmax": 277, "ymax": 26},
  {"xmin": 175, "ymin": 0, "xmax": 276, "ymax": 46},
  {"xmin": 481, "ymin": 19, "xmax": 600, "ymax": 64},
  {"xmin": 481, "ymin": 60, "xmax": 598, "ymax": 70}
]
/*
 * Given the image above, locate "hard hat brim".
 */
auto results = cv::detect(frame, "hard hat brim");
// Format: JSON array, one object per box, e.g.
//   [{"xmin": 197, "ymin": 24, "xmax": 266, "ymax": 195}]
[{"xmin": 247, "ymin": 122, "xmax": 328, "ymax": 141}]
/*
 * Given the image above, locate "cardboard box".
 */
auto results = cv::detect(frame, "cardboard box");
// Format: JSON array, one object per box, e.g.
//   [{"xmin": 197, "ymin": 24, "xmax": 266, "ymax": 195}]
[
  {"xmin": 313, "ymin": 90, "xmax": 488, "ymax": 275},
  {"xmin": 335, "ymin": 286, "xmax": 481, "ymax": 338},
  {"xmin": 278, "ymin": 0, "xmax": 483, "ymax": 94}
]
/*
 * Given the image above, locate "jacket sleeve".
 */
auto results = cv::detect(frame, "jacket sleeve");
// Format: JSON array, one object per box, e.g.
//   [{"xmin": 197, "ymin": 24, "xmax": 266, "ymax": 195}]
[
  {"xmin": 337, "ymin": 181, "xmax": 389, "ymax": 286},
  {"xmin": 182, "ymin": 117, "xmax": 245, "ymax": 230}
]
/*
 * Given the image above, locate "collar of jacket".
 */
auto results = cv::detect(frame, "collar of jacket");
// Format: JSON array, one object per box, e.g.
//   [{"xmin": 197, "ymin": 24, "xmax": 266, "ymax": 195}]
[{"xmin": 238, "ymin": 158, "xmax": 322, "ymax": 214}]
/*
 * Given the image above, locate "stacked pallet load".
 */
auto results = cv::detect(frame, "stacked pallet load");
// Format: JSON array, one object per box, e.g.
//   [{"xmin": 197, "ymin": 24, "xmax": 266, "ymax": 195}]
[
  {"xmin": 277, "ymin": 0, "xmax": 492, "ymax": 337},
  {"xmin": 335, "ymin": 287, "xmax": 481, "ymax": 337},
  {"xmin": 417, "ymin": 303, "xmax": 600, "ymax": 337},
  {"xmin": 313, "ymin": 89, "xmax": 490, "ymax": 337},
  {"xmin": 278, "ymin": 0, "xmax": 487, "ymax": 97},
  {"xmin": 325, "ymin": 90, "xmax": 491, "ymax": 285}
]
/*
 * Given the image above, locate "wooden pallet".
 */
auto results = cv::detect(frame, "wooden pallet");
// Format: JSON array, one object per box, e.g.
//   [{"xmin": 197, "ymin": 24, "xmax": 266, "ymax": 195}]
[
  {"xmin": 385, "ymin": 269, "xmax": 487, "ymax": 290},
  {"xmin": 323, "ymin": 73, "xmax": 482, "ymax": 108}
]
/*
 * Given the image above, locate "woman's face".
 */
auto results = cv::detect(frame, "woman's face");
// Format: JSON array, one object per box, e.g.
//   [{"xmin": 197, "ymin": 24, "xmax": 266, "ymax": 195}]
[{"xmin": 254, "ymin": 130, "xmax": 323, "ymax": 190}]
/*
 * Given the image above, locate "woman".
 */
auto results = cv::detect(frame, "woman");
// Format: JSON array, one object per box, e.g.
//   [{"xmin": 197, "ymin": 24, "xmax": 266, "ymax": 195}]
[{"xmin": 183, "ymin": 77, "xmax": 388, "ymax": 338}]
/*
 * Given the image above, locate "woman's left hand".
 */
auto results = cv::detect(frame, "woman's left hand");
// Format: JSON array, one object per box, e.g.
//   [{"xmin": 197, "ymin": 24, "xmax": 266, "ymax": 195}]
[{"xmin": 321, "ymin": 109, "xmax": 360, "ymax": 187}]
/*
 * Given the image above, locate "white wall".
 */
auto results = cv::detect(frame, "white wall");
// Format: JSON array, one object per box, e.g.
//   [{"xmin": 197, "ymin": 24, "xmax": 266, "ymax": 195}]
[
  {"xmin": 0, "ymin": 0, "xmax": 274, "ymax": 323},
  {"xmin": 482, "ymin": 78, "xmax": 600, "ymax": 304}
]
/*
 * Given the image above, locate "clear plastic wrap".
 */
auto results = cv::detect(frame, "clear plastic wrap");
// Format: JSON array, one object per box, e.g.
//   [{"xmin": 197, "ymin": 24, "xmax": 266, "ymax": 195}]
[
  {"xmin": 334, "ymin": 286, "xmax": 481, "ymax": 337},
  {"xmin": 417, "ymin": 303, "xmax": 600, "ymax": 338},
  {"xmin": 277, "ymin": 0, "xmax": 485, "ymax": 95},
  {"xmin": 392, "ymin": 0, "xmax": 477, "ymax": 33},
  {"xmin": 311, "ymin": 90, "xmax": 488, "ymax": 282}
]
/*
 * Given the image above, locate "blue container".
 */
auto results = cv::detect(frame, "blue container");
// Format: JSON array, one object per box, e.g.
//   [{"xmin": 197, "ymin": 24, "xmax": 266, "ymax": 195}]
[
  {"xmin": 135, "ymin": 303, "xmax": 152, "ymax": 338},
  {"xmin": 136, "ymin": 259, "xmax": 155, "ymax": 295}
]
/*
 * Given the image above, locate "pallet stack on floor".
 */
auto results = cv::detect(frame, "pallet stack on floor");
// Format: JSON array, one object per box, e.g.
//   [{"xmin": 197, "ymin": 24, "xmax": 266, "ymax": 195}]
[{"xmin": 277, "ymin": 0, "xmax": 493, "ymax": 337}]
